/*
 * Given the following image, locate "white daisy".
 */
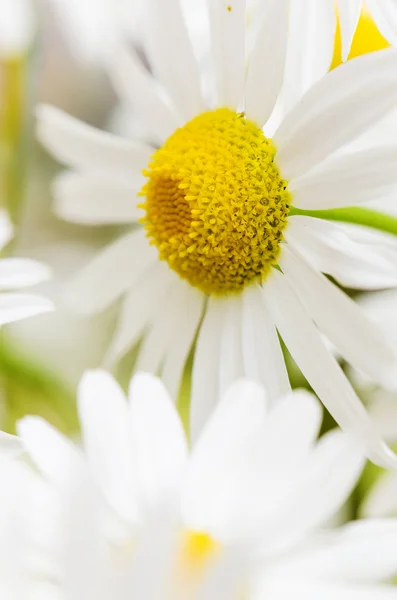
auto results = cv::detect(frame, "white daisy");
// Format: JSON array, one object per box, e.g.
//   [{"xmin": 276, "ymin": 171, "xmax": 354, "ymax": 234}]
[
  {"xmin": 11, "ymin": 370, "xmax": 397, "ymax": 600},
  {"xmin": 36, "ymin": 0, "xmax": 397, "ymax": 467},
  {"xmin": 0, "ymin": 210, "xmax": 54, "ymax": 325}
]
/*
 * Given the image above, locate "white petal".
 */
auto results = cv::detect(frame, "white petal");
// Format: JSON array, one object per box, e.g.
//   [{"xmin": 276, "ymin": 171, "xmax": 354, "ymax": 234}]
[
  {"xmin": 274, "ymin": 48, "xmax": 397, "ymax": 180},
  {"xmin": 77, "ymin": 370, "xmax": 137, "ymax": 522},
  {"xmin": 104, "ymin": 262, "xmax": 176, "ymax": 367},
  {"xmin": 361, "ymin": 472, "xmax": 397, "ymax": 518},
  {"xmin": 190, "ymin": 298, "xmax": 224, "ymax": 442},
  {"xmin": 245, "ymin": 0, "xmax": 289, "ymax": 126},
  {"xmin": 36, "ymin": 104, "xmax": 152, "ymax": 176},
  {"xmin": 145, "ymin": 0, "xmax": 203, "ymax": 121},
  {"xmin": 0, "ymin": 432, "xmax": 22, "ymax": 458},
  {"xmin": 263, "ymin": 268, "xmax": 397, "ymax": 469},
  {"xmin": 0, "ymin": 210, "xmax": 13, "ymax": 251},
  {"xmin": 53, "ymin": 172, "xmax": 144, "ymax": 225},
  {"xmin": 108, "ymin": 44, "xmax": 182, "ymax": 145},
  {"xmin": 209, "ymin": 0, "xmax": 246, "ymax": 109},
  {"xmin": 287, "ymin": 215, "xmax": 397, "ymax": 290},
  {"xmin": 219, "ymin": 294, "xmax": 244, "ymax": 396},
  {"xmin": 0, "ymin": 294, "xmax": 54, "ymax": 326},
  {"xmin": 338, "ymin": 0, "xmax": 362, "ymax": 61},
  {"xmin": 281, "ymin": 0, "xmax": 336, "ymax": 113},
  {"xmin": 66, "ymin": 230, "xmax": 156, "ymax": 315},
  {"xmin": 280, "ymin": 245, "xmax": 397, "ymax": 389},
  {"xmin": 290, "ymin": 147, "xmax": 397, "ymax": 209},
  {"xmin": 258, "ymin": 579, "xmax": 397, "ymax": 600},
  {"xmin": 182, "ymin": 379, "xmax": 267, "ymax": 535},
  {"xmin": 160, "ymin": 286, "xmax": 205, "ymax": 400},
  {"xmin": 129, "ymin": 373, "xmax": 188, "ymax": 506},
  {"xmin": 367, "ymin": 0, "xmax": 397, "ymax": 46},
  {"xmin": 0, "ymin": 259, "xmax": 51, "ymax": 289},
  {"xmin": 17, "ymin": 417, "xmax": 83, "ymax": 488},
  {"xmin": 241, "ymin": 284, "xmax": 290, "ymax": 401}
]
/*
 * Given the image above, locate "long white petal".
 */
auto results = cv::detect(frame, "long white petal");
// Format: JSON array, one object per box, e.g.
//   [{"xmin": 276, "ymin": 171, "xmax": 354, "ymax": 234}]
[
  {"xmin": 108, "ymin": 44, "xmax": 182, "ymax": 145},
  {"xmin": 209, "ymin": 0, "xmax": 246, "ymax": 109},
  {"xmin": 0, "ymin": 210, "xmax": 13, "ymax": 251},
  {"xmin": 263, "ymin": 268, "xmax": 397, "ymax": 468},
  {"xmin": 190, "ymin": 298, "xmax": 224, "ymax": 442},
  {"xmin": 274, "ymin": 48, "xmax": 397, "ymax": 180},
  {"xmin": 290, "ymin": 147, "xmax": 397, "ymax": 209},
  {"xmin": 77, "ymin": 370, "xmax": 137, "ymax": 522},
  {"xmin": 367, "ymin": 0, "xmax": 397, "ymax": 46},
  {"xmin": 104, "ymin": 262, "xmax": 175, "ymax": 367},
  {"xmin": 0, "ymin": 259, "xmax": 51, "ymax": 289},
  {"xmin": 128, "ymin": 373, "xmax": 188, "ymax": 506},
  {"xmin": 65, "ymin": 230, "xmax": 157, "ymax": 315},
  {"xmin": 0, "ymin": 432, "xmax": 23, "ymax": 458},
  {"xmin": 219, "ymin": 294, "xmax": 244, "ymax": 396},
  {"xmin": 0, "ymin": 294, "xmax": 54, "ymax": 326},
  {"xmin": 281, "ymin": 0, "xmax": 336, "ymax": 113},
  {"xmin": 280, "ymin": 245, "xmax": 397, "ymax": 389},
  {"xmin": 287, "ymin": 216, "xmax": 397, "ymax": 290},
  {"xmin": 36, "ymin": 104, "xmax": 152, "ymax": 176},
  {"xmin": 241, "ymin": 284, "xmax": 290, "ymax": 401},
  {"xmin": 338, "ymin": 0, "xmax": 362, "ymax": 61},
  {"xmin": 245, "ymin": 0, "xmax": 289, "ymax": 126},
  {"xmin": 53, "ymin": 172, "xmax": 144, "ymax": 225},
  {"xmin": 145, "ymin": 0, "xmax": 203, "ymax": 121}
]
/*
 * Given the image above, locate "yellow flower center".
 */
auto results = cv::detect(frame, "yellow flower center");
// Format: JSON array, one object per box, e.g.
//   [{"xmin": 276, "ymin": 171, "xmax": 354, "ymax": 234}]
[{"xmin": 140, "ymin": 108, "xmax": 290, "ymax": 295}]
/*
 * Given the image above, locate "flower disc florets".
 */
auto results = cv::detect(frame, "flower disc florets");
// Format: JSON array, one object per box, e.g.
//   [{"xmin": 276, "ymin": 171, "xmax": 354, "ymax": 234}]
[{"xmin": 140, "ymin": 108, "xmax": 290, "ymax": 295}]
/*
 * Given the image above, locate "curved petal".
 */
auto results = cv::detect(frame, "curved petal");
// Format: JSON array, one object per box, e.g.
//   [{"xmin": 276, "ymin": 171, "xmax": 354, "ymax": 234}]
[
  {"xmin": 279, "ymin": 244, "xmax": 397, "ymax": 389},
  {"xmin": 145, "ymin": 0, "xmax": 203, "ymax": 121},
  {"xmin": 0, "ymin": 259, "xmax": 51, "ymax": 289},
  {"xmin": 367, "ymin": 0, "xmax": 397, "ymax": 46},
  {"xmin": 0, "ymin": 294, "xmax": 54, "ymax": 326},
  {"xmin": 245, "ymin": 0, "xmax": 289, "ymax": 126},
  {"xmin": 36, "ymin": 104, "xmax": 152, "ymax": 177},
  {"xmin": 338, "ymin": 0, "xmax": 362, "ymax": 61},
  {"xmin": 274, "ymin": 48, "xmax": 397, "ymax": 180},
  {"xmin": 209, "ymin": 0, "xmax": 246, "ymax": 109},
  {"xmin": 263, "ymin": 268, "xmax": 397, "ymax": 469},
  {"xmin": 289, "ymin": 147, "xmax": 397, "ymax": 209},
  {"xmin": 360, "ymin": 472, "xmax": 397, "ymax": 518},
  {"xmin": 53, "ymin": 172, "xmax": 144, "ymax": 225}
]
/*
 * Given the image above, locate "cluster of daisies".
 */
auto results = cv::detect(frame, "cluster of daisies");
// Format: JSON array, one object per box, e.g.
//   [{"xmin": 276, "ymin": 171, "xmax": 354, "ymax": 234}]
[{"xmin": 3, "ymin": 0, "xmax": 397, "ymax": 597}]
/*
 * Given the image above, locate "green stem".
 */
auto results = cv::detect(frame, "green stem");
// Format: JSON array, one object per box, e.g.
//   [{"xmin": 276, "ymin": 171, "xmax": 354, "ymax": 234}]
[{"xmin": 289, "ymin": 206, "xmax": 397, "ymax": 237}]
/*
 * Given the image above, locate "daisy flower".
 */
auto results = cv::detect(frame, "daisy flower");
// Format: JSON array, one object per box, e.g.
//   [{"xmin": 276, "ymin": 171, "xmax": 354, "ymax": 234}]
[
  {"xmin": 0, "ymin": 210, "xmax": 54, "ymax": 325},
  {"xmin": 11, "ymin": 370, "xmax": 397, "ymax": 599},
  {"xmin": 37, "ymin": 0, "xmax": 397, "ymax": 467}
]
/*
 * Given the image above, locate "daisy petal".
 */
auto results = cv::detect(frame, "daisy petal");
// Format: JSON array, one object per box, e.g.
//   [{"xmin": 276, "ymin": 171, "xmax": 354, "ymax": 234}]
[
  {"xmin": 290, "ymin": 147, "xmax": 397, "ymax": 209},
  {"xmin": 190, "ymin": 298, "xmax": 224, "ymax": 442},
  {"xmin": 0, "ymin": 210, "xmax": 13, "ymax": 251},
  {"xmin": 36, "ymin": 104, "xmax": 152, "ymax": 176},
  {"xmin": 280, "ymin": 245, "xmax": 397, "ymax": 389},
  {"xmin": 17, "ymin": 417, "xmax": 83, "ymax": 488},
  {"xmin": 361, "ymin": 472, "xmax": 397, "ymax": 518},
  {"xmin": 0, "ymin": 432, "xmax": 23, "ymax": 458},
  {"xmin": 288, "ymin": 216, "xmax": 397, "ymax": 290},
  {"xmin": 219, "ymin": 295, "xmax": 244, "ymax": 396},
  {"xmin": 0, "ymin": 259, "xmax": 51, "ymax": 289},
  {"xmin": 209, "ymin": 0, "xmax": 246, "ymax": 109},
  {"xmin": 338, "ymin": 0, "xmax": 362, "ymax": 61},
  {"xmin": 104, "ymin": 263, "xmax": 175, "ymax": 367},
  {"xmin": 259, "ymin": 579, "xmax": 397, "ymax": 600},
  {"xmin": 281, "ymin": 0, "xmax": 336, "ymax": 113},
  {"xmin": 129, "ymin": 373, "xmax": 188, "ymax": 505},
  {"xmin": 0, "ymin": 294, "xmax": 54, "ymax": 326},
  {"xmin": 53, "ymin": 172, "xmax": 144, "ymax": 225},
  {"xmin": 263, "ymin": 268, "xmax": 397, "ymax": 468},
  {"xmin": 77, "ymin": 370, "xmax": 137, "ymax": 522},
  {"xmin": 66, "ymin": 230, "xmax": 156, "ymax": 315},
  {"xmin": 367, "ymin": 0, "xmax": 397, "ymax": 46},
  {"xmin": 108, "ymin": 44, "xmax": 181, "ymax": 145},
  {"xmin": 160, "ymin": 287, "xmax": 204, "ymax": 400},
  {"xmin": 245, "ymin": 0, "xmax": 289, "ymax": 126},
  {"xmin": 145, "ymin": 0, "xmax": 203, "ymax": 121},
  {"xmin": 274, "ymin": 48, "xmax": 397, "ymax": 179},
  {"xmin": 241, "ymin": 284, "xmax": 290, "ymax": 401}
]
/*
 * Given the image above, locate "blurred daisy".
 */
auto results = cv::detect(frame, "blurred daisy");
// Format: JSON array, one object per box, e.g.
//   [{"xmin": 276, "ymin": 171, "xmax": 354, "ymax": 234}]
[
  {"xmin": 37, "ymin": 0, "xmax": 397, "ymax": 466},
  {"xmin": 12, "ymin": 370, "xmax": 397, "ymax": 599},
  {"xmin": 0, "ymin": 210, "xmax": 53, "ymax": 325}
]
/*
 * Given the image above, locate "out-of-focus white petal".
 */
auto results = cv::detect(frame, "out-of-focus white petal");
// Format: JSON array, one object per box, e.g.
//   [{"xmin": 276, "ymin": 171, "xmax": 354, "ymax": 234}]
[
  {"xmin": 0, "ymin": 294, "xmax": 54, "ymax": 326},
  {"xmin": 0, "ymin": 259, "xmax": 51, "ymax": 289},
  {"xmin": 366, "ymin": 0, "xmax": 397, "ymax": 46}
]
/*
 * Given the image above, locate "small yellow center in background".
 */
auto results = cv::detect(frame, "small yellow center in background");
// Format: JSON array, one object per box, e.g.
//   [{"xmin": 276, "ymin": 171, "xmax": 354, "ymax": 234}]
[{"xmin": 140, "ymin": 108, "xmax": 290, "ymax": 295}]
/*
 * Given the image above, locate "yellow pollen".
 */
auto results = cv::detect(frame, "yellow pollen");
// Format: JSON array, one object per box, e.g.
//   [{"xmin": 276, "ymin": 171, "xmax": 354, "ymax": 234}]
[
  {"xmin": 181, "ymin": 530, "xmax": 220, "ymax": 573},
  {"xmin": 140, "ymin": 108, "xmax": 290, "ymax": 295}
]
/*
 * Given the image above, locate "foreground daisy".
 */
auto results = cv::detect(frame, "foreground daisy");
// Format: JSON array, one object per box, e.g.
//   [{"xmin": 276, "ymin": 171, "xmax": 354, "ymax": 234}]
[
  {"xmin": 0, "ymin": 210, "xmax": 53, "ymax": 325},
  {"xmin": 37, "ymin": 0, "xmax": 397, "ymax": 466},
  {"xmin": 12, "ymin": 370, "xmax": 397, "ymax": 599}
]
